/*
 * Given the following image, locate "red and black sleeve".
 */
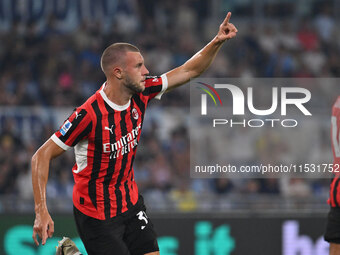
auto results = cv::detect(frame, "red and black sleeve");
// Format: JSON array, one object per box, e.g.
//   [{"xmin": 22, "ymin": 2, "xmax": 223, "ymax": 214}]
[
  {"xmin": 51, "ymin": 108, "xmax": 92, "ymax": 150},
  {"xmin": 142, "ymin": 74, "xmax": 168, "ymax": 101}
]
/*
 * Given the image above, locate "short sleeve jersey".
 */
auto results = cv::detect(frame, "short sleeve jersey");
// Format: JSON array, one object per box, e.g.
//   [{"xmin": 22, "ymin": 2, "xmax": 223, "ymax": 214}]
[{"xmin": 51, "ymin": 74, "xmax": 168, "ymax": 220}]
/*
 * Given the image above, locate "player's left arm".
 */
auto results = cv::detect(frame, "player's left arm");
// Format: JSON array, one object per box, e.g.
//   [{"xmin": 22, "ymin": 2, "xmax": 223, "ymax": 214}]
[{"xmin": 164, "ymin": 12, "xmax": 237, "ymax": 91}]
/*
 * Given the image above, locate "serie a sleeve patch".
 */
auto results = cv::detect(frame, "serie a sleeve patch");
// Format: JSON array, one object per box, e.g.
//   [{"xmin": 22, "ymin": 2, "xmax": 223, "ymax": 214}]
[{"xmin": 60, "ymin": 120, "xmax": 73, "ymax": 136}]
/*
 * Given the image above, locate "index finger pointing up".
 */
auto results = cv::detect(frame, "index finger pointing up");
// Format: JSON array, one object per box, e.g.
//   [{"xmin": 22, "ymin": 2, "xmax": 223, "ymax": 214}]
[{"xmin": 223, "ymin": 12, "xmax": 232, "ymax": 25}]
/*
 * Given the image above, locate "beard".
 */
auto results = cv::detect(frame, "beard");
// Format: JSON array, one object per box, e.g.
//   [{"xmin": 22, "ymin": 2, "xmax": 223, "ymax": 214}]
[{"xmin": 123, "ymin": 74, "xmax": 144, "ymax": 94}]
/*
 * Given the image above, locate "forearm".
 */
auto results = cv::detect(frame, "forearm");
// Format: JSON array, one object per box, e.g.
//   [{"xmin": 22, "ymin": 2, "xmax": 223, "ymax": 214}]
[
  {"xmin": 32, "ymin": 139, "xmax": 64, "ymax": 245},
  {"xmin": 32, "ymin": 151, "xmax": 50, "ymax": 212},
  {"xmin": 165, "ymin": 12, "xmax": 237, "ymax": 90},
  {"xmin": 32, "ymin": 139, "xmax": 65, "ymax": 213},
  {"xmin": 165, "ymin": 37, "xmax": 226, "ymax": 90},
  {"xmin": 183, "ymin": 36, "xmax": 225, "ymax": 78}
]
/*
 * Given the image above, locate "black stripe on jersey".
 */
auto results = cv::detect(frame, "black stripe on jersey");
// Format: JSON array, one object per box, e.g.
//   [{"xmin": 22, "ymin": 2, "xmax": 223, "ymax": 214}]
[
  {"xmin": 115, "ymin": 110, "xmax": 128, "ymax": 215},
  {"xmin": 124, "ymin": 181, "xmax": 132, "ymax": 209},
  {"xmin": 125, "ymin": 108, "xmax": 138, "ymax": 209},
  {"xmin": 126, "ymin": 104, "xmax": 139, "ymax": 180},
  {"xmin": 333, "ymin": 177, "xmax": 340, "ymax": 207},
  {"xmin": 128, "ymin": 155, "xmax": 136, "ymax": 181},
  {"xmin": 103, "ymin": 103, "xmax": 116, "ymax": 219},
  {"xmin": 128, "ymin": 155, "xmax": 137, "ymax": 181},
  {"xmin": 142, "ymin": 85, "xmax": 162, "ymax": 96},
  {"xmin": 132, "ymin": 94, "xmax": 145, "ymax": 114},
  {"xmin": 71, "ymin": 122, "xmax": 92, "ymax": 146},
  {"xmin": 89, "ymin": 101, "xmax": 103, "ymax": 209},
  {"xmin": 59, "ymin": 109, "xmax": 88, "ymax": 143}
]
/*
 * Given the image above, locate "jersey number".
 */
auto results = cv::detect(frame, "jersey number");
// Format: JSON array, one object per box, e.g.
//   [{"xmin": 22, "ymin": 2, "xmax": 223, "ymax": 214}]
[
  {"xmin": 136, "ymin": 211, "xmax": 148, "ymax": 230},
  {"xmin": 332, "ymin": 116, "xmax": 340, "ymax": 157}
]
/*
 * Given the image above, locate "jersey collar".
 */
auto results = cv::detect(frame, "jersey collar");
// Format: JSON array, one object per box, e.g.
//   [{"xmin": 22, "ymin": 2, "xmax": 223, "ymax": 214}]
[{"xmin": 99, "ymin": 82, "xmax": 131, "ymax": 111}]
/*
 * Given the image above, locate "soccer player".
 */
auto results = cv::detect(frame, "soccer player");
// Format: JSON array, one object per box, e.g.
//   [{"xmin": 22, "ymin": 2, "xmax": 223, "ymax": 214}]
[
  {"xmin": 325, "ymin": 96, "xmax": 340, "ymax": 255},
  {"xmin": 32, "ymin": 12, "xmax": 237, "ymax": 255}
]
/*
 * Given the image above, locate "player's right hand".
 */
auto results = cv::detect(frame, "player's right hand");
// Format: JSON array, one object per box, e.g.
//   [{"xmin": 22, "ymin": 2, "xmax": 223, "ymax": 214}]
[
  {"xmin": 216, "ymin": 12, "xmax": 238, "ymax": 42},
  {"xmin": 32, "ymin": 209, "xmax": 54, "ymax": 246}
]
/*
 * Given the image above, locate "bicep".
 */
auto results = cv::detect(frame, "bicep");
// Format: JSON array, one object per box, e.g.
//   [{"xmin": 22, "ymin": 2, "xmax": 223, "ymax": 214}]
[
  {"xmin": 165, "ymin": 65, "xmax": 193, "ymax": 91},
  {"xmin": 36, "ymin": 138, "xmax": 66, "ymax": 160}
]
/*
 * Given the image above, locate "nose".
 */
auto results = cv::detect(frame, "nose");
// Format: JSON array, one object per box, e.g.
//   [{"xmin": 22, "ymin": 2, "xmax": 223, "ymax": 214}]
[{"xmin": 142, "ymin": 65, "xmax": 149, "ymax": 76}]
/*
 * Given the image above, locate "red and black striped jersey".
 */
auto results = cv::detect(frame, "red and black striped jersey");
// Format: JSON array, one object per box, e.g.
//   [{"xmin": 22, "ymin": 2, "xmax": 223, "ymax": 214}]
[
  {"xmin": 51, "ymin": 75, "xmax": 168, "ymax": 219},
  {"xmin": 328, "ymin": 96, "xmax": 340, "ymax": 207}
]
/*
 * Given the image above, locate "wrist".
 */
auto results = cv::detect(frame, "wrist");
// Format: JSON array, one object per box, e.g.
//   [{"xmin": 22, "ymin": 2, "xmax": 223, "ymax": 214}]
[
  {"xmin": 213, "ymin": 35, "xmax": 227, "ymax": 45},
  {"xmin": 35, "ymin": 203, "xmax": 48, "ymax": 213}
]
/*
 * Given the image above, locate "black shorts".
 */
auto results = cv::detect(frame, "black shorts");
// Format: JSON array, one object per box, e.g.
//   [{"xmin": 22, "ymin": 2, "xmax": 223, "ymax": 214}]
[
  {"xmin": 325, "ymin": 207, "xmax": 340, "ymax": 244},
  {"xmin": 73, "ymin": 196, "xmax": 159, "ymax": 255}
]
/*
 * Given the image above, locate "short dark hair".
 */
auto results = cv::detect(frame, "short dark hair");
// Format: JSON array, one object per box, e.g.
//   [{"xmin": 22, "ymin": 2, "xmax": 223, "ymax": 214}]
[{"xmin": 100, "ymin": 43, "xmax": 140, "ymax": 74}]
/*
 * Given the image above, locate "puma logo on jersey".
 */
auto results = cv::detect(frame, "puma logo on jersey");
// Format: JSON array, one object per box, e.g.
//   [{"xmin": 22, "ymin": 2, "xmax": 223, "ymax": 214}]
[
  {"xmin": 105, "ymin": 125, "xmax": 114, "ymax": 135},
  {"xmin": 75, "ymin": 111, "xmax": 82, "ymax": 119},
  {"xmin": 152, "ymin": 78, "xmax": 159, "ymax": 82}
]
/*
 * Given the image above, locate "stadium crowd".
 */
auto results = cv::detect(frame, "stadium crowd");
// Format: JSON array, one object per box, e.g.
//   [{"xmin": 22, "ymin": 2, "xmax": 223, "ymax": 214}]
[{"xmin": 0, "ymin": 0, "xmax": 339, "ymax": 212}]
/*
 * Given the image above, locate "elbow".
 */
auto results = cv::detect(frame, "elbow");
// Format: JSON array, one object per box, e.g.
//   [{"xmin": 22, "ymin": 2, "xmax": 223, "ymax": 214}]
[
  {"xmin": 183, "ymin": 67, "xmax": 201, "ymax": 80},
  {"xmin": 182, "ymin": 62, "xmax": 202, "ymax": 80},
  {"xmin": 186, "ymin": 64, "xmax": 204, "ymax": 79},
  {"xmin": 189, "ymin": 69, "xmax": 203, "ymax": 79},
  {"xmin": 31, "ymin": 151, "xmax": 39, "ymax": 172},
  {"xmin": 193, "ymin": 70, "xmax": 203, "ymax": 78},
  {"xmin": 31, "ymin": 148, "xmax": 45, "ymax": 172}
]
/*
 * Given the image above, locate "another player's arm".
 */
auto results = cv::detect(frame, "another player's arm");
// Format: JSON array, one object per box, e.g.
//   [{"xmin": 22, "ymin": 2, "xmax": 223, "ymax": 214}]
[
  {"xmin": 165, "ymin": 12, "xmax": 237, "ymax": 90},
  {"xmin": 32, "ymin": 139, "xmax": 65, "ymax": 246}
]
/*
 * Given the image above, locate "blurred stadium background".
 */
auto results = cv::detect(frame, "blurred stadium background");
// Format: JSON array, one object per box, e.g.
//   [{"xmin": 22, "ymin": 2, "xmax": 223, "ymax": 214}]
[{"xmin": 0, "ymin": 0, "xmax": 339, "ymax": 254}]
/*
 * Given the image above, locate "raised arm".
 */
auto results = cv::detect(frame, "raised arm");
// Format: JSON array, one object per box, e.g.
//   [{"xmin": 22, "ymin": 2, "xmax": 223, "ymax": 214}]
[
  {"xmin": 165, "ymin": 12, "xmax": 237, "ymax": 90},
  {"xmin": 32, "ymin": 139, "xmax": 65, "ymax": 246}
]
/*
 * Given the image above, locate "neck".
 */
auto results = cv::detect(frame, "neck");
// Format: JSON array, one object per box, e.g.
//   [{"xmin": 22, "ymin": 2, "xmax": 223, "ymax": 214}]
[{"xmin": 103, "ymin": 78, "xmax": 132, "ymax": 105}]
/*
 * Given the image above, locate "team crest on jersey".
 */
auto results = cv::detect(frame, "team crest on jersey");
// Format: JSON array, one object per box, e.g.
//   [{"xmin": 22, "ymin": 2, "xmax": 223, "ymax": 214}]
[
  {"xmin": 60, "ymin": 120, "xmax": 72, "ymax": 136},
  {"xmin": 132, "ymin": 108, "xmax": 139, "ymax": 120}
]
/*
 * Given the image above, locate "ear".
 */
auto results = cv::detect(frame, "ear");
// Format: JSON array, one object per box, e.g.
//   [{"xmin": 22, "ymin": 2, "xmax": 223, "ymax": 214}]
[{"xmin": 112, "ymin": 67, "xmax": 123, "ymax": 80}]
